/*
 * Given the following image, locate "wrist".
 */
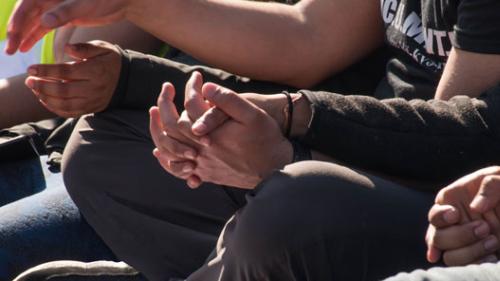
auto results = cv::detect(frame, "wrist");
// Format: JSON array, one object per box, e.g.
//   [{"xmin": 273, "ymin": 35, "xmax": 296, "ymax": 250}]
[
  {"xmin": 264, "ymin": 94, "xmax": 288, "ymax": 134},
  {"xmin": 271, "ymin": 139, "xmax": 294, "ymax": 171},
  {"xmin": 290, "ymin": 93, "xmax": 311, "ymax": 138}
]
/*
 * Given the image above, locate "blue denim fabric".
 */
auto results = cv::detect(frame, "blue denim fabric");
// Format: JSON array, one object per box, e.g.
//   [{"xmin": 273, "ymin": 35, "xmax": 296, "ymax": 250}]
[
  {"xmin": 0, "ymin": 157, "xmax": 46, "ymax": 206},
  {"xmin": 0, "ymin": 157, "xmax": 122, "ymax": 280}
]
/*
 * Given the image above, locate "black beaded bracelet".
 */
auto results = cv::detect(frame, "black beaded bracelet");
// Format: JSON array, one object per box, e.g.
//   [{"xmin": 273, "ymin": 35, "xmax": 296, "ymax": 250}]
[
  {"xmin": 282, "ymin": 91, "xmax": 293, "ymax": 138},
  {"xmin": 291, "ymin": 140, "xmax": 312, "ymax": 163}
]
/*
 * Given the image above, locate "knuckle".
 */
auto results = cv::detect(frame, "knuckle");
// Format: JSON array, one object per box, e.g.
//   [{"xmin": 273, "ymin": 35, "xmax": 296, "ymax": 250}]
[
  {"xmin": 163, "ymin": 118, "xmax": 177, "ymax": 132},
  {"xmin": 177, "ymin": 119, "xmax": 191, "ymax": 133},
  {"xmin": 490, "ymin": 166, "xmax": 500, "ymax": 175},
  {"xmin": 90, "ymin": 40, "xmax": 107, "ymax": 48},
  {"xmin": 439, "ymin": 188, "xmax": 453, "ymax": 201},
  {"xmin": 428, "ymin": 206, "xmax": 441, "ymax": 224},
  {"xmin": 481, "ymin": 176, "xmax": 500, "ymax": 193},
  {"xmin": 184, "ymin": 97, "xmax": 196, "ymax": 110},
  {"xmin": 168, "ymin": 162, "xmax": 183, "ymax": 174}
]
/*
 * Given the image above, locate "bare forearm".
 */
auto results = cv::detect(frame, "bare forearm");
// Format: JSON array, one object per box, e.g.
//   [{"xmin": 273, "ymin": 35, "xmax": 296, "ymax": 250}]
[
  {"xmin": 435, "ymin": 48, "xmax": 500, "ymax": 100},
  {"xmin": 126, "ymin": 0, "xmax": 383, "ymax": 87},
  {"xmin": 0, "ymin": 75, "xmax": 55, "ymax": 129}
]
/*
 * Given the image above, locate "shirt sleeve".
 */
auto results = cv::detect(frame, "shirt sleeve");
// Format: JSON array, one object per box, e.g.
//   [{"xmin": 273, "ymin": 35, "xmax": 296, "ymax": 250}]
[
  {"xmin": 299, "ymin": 86, "xmax": 500, "ymax": 188},
  {"xmin": 452, "ymin": 0, "xmax": 500, "ymax": 54},
  {"xmin": 107, "ymin": 47, "xmax": 292, "ymax": 111}
]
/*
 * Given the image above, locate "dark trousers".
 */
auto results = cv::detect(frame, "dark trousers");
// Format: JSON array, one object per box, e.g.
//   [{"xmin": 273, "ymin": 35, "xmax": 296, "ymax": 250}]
[
  {"xmin": 187, "ymin": 161, "xmax": 435, "ymax": 281},
  {"xmin": 61, "ymin": 49, "xmax": 434, "ymax": 280},
  {"xmin": 63, "ymin": 109, "xmax": 248, "ymax": 280}
]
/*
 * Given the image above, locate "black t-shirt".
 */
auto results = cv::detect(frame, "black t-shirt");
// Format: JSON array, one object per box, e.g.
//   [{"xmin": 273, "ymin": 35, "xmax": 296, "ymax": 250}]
[{"xmin": 376, "ymin": 0, "xmax": 500, "ymax": 100}]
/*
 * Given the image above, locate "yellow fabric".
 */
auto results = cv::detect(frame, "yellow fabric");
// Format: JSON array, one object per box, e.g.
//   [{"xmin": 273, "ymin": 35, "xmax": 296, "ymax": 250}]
[
  {"xmin": 41, "ymin": 30, "xmax": 56, "ymax": 64},
  {"xmin": 0, "ymin": 0, "xmax": 17, "ymax": 41},
  {"xmin": 0, "ymin": 0, "xmax": 55, "ymax": 64}
]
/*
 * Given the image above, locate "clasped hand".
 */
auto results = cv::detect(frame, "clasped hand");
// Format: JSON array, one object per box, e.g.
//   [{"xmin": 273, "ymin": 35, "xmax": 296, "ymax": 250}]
[
  {"xmin": 426, "ymin": 167, "xmax": 500, "ymax": 266},
  {"xmin": 149, "ymin": 72, "xmax": 293, "ymax": 189}
]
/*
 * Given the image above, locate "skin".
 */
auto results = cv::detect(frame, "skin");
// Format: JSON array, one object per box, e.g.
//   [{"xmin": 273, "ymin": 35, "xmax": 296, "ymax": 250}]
[
  {"xmin": 0, "ymin": 21, "xmax": 161, "ymax": 128},
  {"xmin": 6, "ymin": 0, "xmax": 384, "ymax": 88},
  {"xmin": 435, "ymin": 48, "xmax": 500, "ymax": 100},
  {"xmin": 149, "ymin": 72, "xmax": 301, "ymax": 189},
  {"xmin": 427, "ymin": 167, "xmax": 500, "ymax": 266},
  {"xmin": 26, "ymin": 41, "xmax": 122, "ymax": 117},
  {"xmin": 9, "ymin": 0, "xmax": 500, "ymax": 267}
]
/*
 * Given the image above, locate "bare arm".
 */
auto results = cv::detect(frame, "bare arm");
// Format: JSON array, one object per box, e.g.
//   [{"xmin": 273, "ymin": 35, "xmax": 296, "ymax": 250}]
[
  {"xmin": 435, "ymin": 48, "xmax": 500, "ymax": 100},
  {"xmin": 0, "ymin": 74, "xmax": 53, "ymax": 128},
  {"xmin": 61, "ymin": 21, "xmax": 163, "ymax": 60},
  {"xmin": 7, "ymin": 0, "xmax": 383, "ymax": 88},
  {"xmin": 127, "ymin": 0, "xmax": 383, "ymax": 87},
  {"xmin": 0, "ymin": 21, "xmax": 161, "ymax": 129}
]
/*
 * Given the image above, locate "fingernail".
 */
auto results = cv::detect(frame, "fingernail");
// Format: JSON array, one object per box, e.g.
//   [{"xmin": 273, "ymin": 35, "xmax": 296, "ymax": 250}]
[
  {"xmin": 475, "ymin": 222, "xmax": 490, "ymax": 239},
  {"xmin": 471, "ymin": 196, "xmax": 488, "ymax": 212},
  {"xmin": 182, "ymin": 165, "xmax": 193, "ymax": 173},
  {"xmin": 484, "ymin": 236, "xmax": 498, "ymax": 251},
  {"xmin": 184, "ymin": 151, "xmax": 196, "ymax": 160},
  {"xmin": 483, "ymin": 255, "xmax": 498, "ymax": 263},
  {"xmin": 27, "ymin": 67, "xmax": 38, "ymax": 75},
  {"xmin": 443, "ymin": 209, "xmax": 458, "ymax": 223},
  {"xmin": 42, "ymin": 13, "xmax": 58, "ymax": 28}
]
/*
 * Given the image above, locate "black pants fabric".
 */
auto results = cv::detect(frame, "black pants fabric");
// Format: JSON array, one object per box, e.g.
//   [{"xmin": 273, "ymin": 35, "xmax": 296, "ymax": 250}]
[
  {"xmin": 62, "ymin": 109, "xmax": 248, "ymax": 280},
  {"xmin": 186, "ymin": 161, "xmax": 435, "ymax": 281},
  {"xmin": 62, "ymin": 49, "xmax": 434, "ymax": 281}
]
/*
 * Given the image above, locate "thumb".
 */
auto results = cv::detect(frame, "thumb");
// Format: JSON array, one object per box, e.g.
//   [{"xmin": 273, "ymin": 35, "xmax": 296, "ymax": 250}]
[
  {"xmin": 65, "ymin": 41, "xmax": 111, "ymax": 60},
  {"xmin": 428, "ymin": 204, "xmax": 460, "ymax": 228},
  {"xmin": 184, "ymin": 71, "xmax": 209, "ymax": 120},
  {"xmin": 470, "ymin": 175, "xmax": 500, "ymax": 213},
  {"xmin": 202, "ymin": 83, "xmax": 262, "ymax": 124},
  {"xmin": 42, "ymin": 0, "xmax": 88, "ymax": 29}
]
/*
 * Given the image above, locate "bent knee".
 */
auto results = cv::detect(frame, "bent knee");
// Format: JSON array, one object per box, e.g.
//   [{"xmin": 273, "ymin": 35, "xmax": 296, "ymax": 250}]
[
  {"xmin": 226, "ymin": 163, "xmax": 376, "ymax": 261},
  {"xmin": 62, "ymin": 114, "xmax": 101, "ymax": 201}
]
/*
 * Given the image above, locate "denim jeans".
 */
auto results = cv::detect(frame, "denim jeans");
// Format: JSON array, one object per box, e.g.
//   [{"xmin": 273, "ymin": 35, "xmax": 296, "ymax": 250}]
[
  {"xmin": 0, "ymin": 157, "xmax": 130, "ymax": 280},
  {"xmin": 0, "ymin": 157, "xmax": 45, "ymax": 207}
]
